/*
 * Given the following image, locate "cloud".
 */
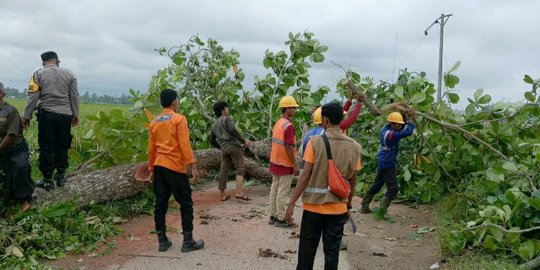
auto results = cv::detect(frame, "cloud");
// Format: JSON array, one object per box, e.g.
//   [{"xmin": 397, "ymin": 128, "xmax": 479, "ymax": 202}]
[{"xmin": 0, "ymin": 0, "xmax": 538, "ymax": 104}]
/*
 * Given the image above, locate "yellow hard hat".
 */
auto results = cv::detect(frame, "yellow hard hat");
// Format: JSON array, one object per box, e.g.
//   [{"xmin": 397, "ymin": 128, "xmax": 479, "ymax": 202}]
[
  {"xmin": 313, "ymin": 107, "xmax": 322, "ymax": 124},
  {"xmin": 387, "ymin": 112, "xmax": 405, "ymax": 124},
  {"xmin": 278, "ymin": 96, "xmax": 299, "ymax": 108}
]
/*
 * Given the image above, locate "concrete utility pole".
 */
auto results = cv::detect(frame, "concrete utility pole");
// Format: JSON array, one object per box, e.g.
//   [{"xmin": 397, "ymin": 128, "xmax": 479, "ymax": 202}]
[{"xmin": 425, "ymin": 13, "xmax": 453, "ymax": 102}]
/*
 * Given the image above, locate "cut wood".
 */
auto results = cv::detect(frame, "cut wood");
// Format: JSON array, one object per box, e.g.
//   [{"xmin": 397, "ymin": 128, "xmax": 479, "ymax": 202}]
[{"xmin": 35, "ymin": 148, "xmax": 273, "ymax": 208}]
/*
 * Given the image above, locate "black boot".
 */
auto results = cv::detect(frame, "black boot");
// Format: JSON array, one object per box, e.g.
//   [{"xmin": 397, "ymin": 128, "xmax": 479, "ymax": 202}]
[
  {"xmin": 55, "ymin": 173, "xmax": 66, "ymax": 187},
  {"xmin": 379, "ymin": 196, "xmax": 392, "ymax": 214},
  {"xmin": 181, "ymin": 232, "xmax": 204, "ymax": 252},
  {"xmin": 157, "ymin": 231, "xmax": 172, "ymax": 252},
  {"xmin": 360, "ymin": 192, "xmax": 375, "ymax": 213},
  {"xmin": 36, "ymin": 178, "xmax": 55, "ymax": 191}
]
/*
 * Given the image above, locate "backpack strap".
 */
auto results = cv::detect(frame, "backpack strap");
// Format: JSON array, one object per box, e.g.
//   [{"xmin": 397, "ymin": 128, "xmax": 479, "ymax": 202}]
[{"xmin": 321, "ymin": 134, "xmax": 332, "ymax": 160}]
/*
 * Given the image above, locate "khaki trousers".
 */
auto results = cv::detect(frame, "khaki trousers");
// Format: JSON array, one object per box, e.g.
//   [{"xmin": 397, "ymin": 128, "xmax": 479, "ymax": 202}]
[{"xmin": 269, "ymin": 174, "xmax": 294, "ymax": 220}]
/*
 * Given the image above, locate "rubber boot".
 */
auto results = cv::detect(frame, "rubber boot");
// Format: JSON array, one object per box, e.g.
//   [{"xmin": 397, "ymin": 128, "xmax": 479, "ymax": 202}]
[
  {"xmin": 181, "ymin": 232, "xmax": 204, "ymax": 252},
  {"xmin": 360, "ymin": 192, "xmax": 375, "ymax": 214},
  {"xmin": 157, "ymin": 231, "xmax": 172, "ymax": 252},
  {"xmin": 379, "ymin": 196, "xmax": 392, "ymax": 214},
  {"xmin": 36, "ymin": 178, "xmax": 55, "ymax": 191},
  {"xmin": 55, "ymin": 173, "xmax": 66, "ymax": 187}
]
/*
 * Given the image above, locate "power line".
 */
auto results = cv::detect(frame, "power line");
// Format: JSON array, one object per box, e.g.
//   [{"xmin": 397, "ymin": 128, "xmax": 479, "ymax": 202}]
[
  {"xmin": 391, "ymin": 33, "xmax": 398, "ymax": 84},
  {"xmin": 384, "ymin": 34, "xmax": 426, "ymax": 82}
]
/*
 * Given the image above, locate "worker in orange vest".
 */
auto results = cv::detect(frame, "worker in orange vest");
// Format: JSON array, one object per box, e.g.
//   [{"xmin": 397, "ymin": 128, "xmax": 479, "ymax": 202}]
[{"xmin": 268, "ymin": 96, "xmax": 300, "ymax": 228}]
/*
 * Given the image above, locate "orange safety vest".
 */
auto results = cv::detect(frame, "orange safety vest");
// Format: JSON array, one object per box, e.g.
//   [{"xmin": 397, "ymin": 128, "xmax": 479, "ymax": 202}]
[{"xmin": 270, "ymin": 118, "xmax": 296, "ymax": 167}]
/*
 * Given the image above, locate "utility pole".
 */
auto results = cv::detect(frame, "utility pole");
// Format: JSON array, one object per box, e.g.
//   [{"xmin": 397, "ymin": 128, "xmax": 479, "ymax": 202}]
[{"xmin": 425, "ymin": 13, "xmax": 452, "ymax": 102}]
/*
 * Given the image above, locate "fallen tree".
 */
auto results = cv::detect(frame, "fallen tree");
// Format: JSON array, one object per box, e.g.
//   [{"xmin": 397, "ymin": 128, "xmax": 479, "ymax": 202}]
[{"xmin": 35, "ymin": 147, "xmax": 273, "ymax": 208}]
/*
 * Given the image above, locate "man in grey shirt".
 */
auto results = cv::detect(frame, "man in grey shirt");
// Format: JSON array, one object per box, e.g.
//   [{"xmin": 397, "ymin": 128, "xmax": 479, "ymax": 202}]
[
  {"xmin": 23, "ymin": 51, "xmax": 80, "ymax": 191},
  {"xmin": 210, "ymin": 101, "xmax": 252, "ymax": 201}
]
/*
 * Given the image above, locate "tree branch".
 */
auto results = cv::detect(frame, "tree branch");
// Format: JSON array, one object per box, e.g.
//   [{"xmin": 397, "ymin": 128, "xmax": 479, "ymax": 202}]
[
  {"xmin": 413, "ymin": 119, "xmax": 457, "ymax": 182},
  {"xmin": 184, "ymin": 56, "xmax": 215, "ymax": 122},
  {"xmin": 344, "ymin": 78, "xmax": 512, "ymax": 162},
  {"xmin": 463, "ymin": 223, "xmax": 540, "ymax": 234}
]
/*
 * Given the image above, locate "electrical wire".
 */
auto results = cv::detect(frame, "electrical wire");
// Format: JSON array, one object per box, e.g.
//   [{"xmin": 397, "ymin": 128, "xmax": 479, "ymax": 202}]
[{"xmin": 384, "ymin": 34, "xmax": 427, "ymax": 82}]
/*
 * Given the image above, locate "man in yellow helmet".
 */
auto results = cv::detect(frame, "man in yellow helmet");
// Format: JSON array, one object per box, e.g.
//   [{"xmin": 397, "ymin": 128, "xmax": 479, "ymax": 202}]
[
  {"xmin": 360, "ymin": 109, "xmax": 415, "ymax": 214},
  {"xmin": 268, "ymin": 96, "xmax": 300, "ymax": 227},
  {"xmin": 302, "ymin": 106, "xmax": 325, "ymax": 155}
]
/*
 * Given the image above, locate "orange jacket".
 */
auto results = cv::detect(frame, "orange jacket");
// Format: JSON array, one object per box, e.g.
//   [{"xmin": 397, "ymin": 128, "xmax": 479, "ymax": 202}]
[
  {"xmin": 270, "ymin": 117, "xmax": 296, "ymax": 167},
  {"xmin": 148, "ymin": 109, "xmax": 195, "ymax": 174}
]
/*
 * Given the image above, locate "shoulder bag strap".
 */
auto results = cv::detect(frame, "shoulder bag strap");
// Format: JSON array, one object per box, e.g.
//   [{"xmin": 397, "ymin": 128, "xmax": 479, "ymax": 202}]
[{"xmin": 321, "ymin": 134, "xmax": 332, "ymax": 160}]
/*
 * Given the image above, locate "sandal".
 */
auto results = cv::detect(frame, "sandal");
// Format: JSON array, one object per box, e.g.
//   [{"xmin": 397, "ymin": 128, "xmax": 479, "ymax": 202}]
[
  {"xmin": 221, "ymin": 194, "xmax": 231, "ymax": 201},
  {"xmin": 235, "ymin": 194, "xmax": 251, "ymax": 201}
]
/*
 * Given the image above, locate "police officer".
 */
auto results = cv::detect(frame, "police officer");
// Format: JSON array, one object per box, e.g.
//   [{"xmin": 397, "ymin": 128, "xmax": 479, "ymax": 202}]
[{"xmin": 22, "ymin": 51, "xmax": 80, "ymax": 191}]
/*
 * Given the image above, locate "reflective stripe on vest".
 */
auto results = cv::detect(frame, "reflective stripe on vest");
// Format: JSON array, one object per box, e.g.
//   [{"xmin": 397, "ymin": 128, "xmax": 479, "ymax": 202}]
[
  {"xmin": 272, "ymin": 138, "xmax": 286, "ymax": 145},
  {"xmin": 270, "ymin": 118, "xmax": 296, "ymax": 167},
  {"xmin": 305, "ymin": 187, "xmax": 330, "ymax": 194},
  {"xmin": 382, "ymin": 130, "xmax": 391, "ymax": 151}
]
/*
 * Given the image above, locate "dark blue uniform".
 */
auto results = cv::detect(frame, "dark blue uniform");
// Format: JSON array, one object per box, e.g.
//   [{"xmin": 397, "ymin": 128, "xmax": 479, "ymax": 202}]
[{"xmin": 368, "ymin": 123, "xmax": 414, "ymax": 199}]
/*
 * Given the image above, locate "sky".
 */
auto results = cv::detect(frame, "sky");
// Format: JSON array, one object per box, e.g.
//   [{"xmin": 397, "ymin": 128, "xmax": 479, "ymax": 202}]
[{"xmin": 0, "ymin": 0, "xmax": 538, "ymax": 105}]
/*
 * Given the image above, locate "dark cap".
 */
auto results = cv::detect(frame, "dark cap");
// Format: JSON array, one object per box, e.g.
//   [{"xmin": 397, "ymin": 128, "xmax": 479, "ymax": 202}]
[{"xmin": 41, "ymin": 51, "xmax": 58, "ymax": 61}]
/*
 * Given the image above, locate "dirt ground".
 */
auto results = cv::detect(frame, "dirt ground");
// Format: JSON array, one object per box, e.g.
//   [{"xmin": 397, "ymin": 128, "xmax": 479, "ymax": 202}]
[{"xmin": 50, "ymin": 181, "xmax": 442, "ymax": 270}]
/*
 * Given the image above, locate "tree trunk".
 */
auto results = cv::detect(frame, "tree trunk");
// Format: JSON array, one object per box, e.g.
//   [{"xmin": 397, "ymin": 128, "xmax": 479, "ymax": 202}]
[{"xmin": 35, "ymin": 148, "xmax": 273, "ymax": 208}]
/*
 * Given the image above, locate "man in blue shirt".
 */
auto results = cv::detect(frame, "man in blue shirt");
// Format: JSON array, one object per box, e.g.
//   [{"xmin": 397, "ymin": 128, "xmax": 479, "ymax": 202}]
[
  {"xmin": 360, "ymin": 110, "xmax": 415, "ymax": 214},
  {"xmin": 302, "ymin": 106, "xmax": 325, "ymax": 155}
]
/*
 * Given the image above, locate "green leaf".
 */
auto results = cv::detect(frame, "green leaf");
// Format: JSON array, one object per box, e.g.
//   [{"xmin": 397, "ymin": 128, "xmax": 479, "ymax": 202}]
[
  {"xmin": 10, "ymin": 245, "xmax": 24, "ymax": 258},
  {"xmin": 465, "ymin": 103, "xmax": 476, "ymax": 117},
  {"xmin": 417, "ymin": 226, "xmax": 435, "ymax": 234},
  {"xmin": 519, "ymin": 240, "xmax": 535, "ymax": 261},
  {"xmin": 524, "ymin": 74, "xmax": 534, "ymax": 84},
  {"xmin": 486, "ymin": 168, "xmax": 504, "ymax": 182},
  {"xmin": 483, "ymin": 236, "xmax": 498, "ymax": 251},
  {"xmin": 403, "ymin": 168, "xmax": 411, "ymax": 182},
  {"xmin": 447, "ymin": 61, "xmax": 461, "ymax": 74},
  {"xmin": 477, "ymin": 95, "xmax": 492, "ymax": 104},
  {"xmin": 312, "ymin": 53, "xmax": 325, "ymax": 63},
  {"xmin": 529, "ymin": 198, "xmax": 540, "ymax": 210},
  {"xmin": 492, "ymin": 102, "xmax": 507, "ymax": 111},
  {"xmin": 505, "ymin": 228, "xmax": 521, "ymax": 244},
  {"xmin": 445, "ymin": 74, "xmax": 460, "ymax": 89},
  {"xmin": 502, "ymin": 162, "xmax": 518, "ymax": 171},
  {"xmin": 43, "ymin": 203, "xmax": 71, "ymax": 218},
  {"xmin": 410, "ymin": 92, "xmax": 426, "ymax": 104},
  {"xmin": 448, "ymin": 231, "xmax": 466, "ymax": 252},
  {"xmin": 350, "ymin": 72, "xmax": 361, "ymax": 83},
  {"xmin": 86, "ymin": 115, "xmax": 100, "ymax": 121},
  {"xmin": 474, "ymin": 89, "xmax": 484, "ymax": 101},
  {"xmin": 448, "ymin": 93, "xmax": 460, "ymax": 104},
  {"xmin": 525, "ymin": 92, "xmax": 535, "ymax": 102},
  {"xmin": 394, "ymin": 86, "xmax": 404, "ymax": 99}
]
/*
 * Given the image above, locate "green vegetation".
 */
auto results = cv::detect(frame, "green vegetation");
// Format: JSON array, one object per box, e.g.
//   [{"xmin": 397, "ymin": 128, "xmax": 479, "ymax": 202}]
[
  {"xmin": 5, "ymin": 98, "xmax": 130, "ymax": 178},
  {"xmin": 1, "ymin": 32, "xmax": 539, "ymax": 269},
  {"xmin": 1, "ymin": 190, "xmax": 155, "ymax": 269}
]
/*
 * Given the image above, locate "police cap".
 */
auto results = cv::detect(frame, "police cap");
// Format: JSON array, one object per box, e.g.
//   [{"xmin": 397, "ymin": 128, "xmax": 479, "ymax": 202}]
[{"xmin": 41, "ymin": 51, "xmax": 58, "ymax": 61}]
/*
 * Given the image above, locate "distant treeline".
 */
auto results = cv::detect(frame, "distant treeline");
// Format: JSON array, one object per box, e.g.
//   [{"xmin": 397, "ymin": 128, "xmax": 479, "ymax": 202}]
[{"xmin": 4, "ymin": 87, "xmax": 133, "ymax": 105}]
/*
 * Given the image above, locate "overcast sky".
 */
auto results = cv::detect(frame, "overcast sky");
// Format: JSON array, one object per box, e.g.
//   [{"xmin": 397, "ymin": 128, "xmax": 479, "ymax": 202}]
[{"xmin": 1, "ymin": 0, "xmax": 538, "ymax": 105}]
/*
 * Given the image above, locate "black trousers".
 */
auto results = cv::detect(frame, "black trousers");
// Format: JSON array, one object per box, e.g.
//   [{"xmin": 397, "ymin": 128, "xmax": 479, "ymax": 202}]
[
  {"xmin": 37, "ymin": 109, "xmax": 73, "ymax": 179},
  {"xmin": 367, "ymin": 167, "xmax": 398, "ymax": 200},
  {"xmin": 153, "ymin": 166, "xmax": 194, "ymax": 234},
  {"xmin": 0, "ymin": 139, "xmax": 35, "ymax": 204},
  {"xmin": 297, "ymin": 210, "xmax": 348, "ymax": 270}
]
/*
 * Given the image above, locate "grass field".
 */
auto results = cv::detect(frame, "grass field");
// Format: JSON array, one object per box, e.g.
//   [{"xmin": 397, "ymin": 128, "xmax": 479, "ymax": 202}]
[{"xmin": 5, "ymin": 98, "xmax": 131, "ymax": 179}]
